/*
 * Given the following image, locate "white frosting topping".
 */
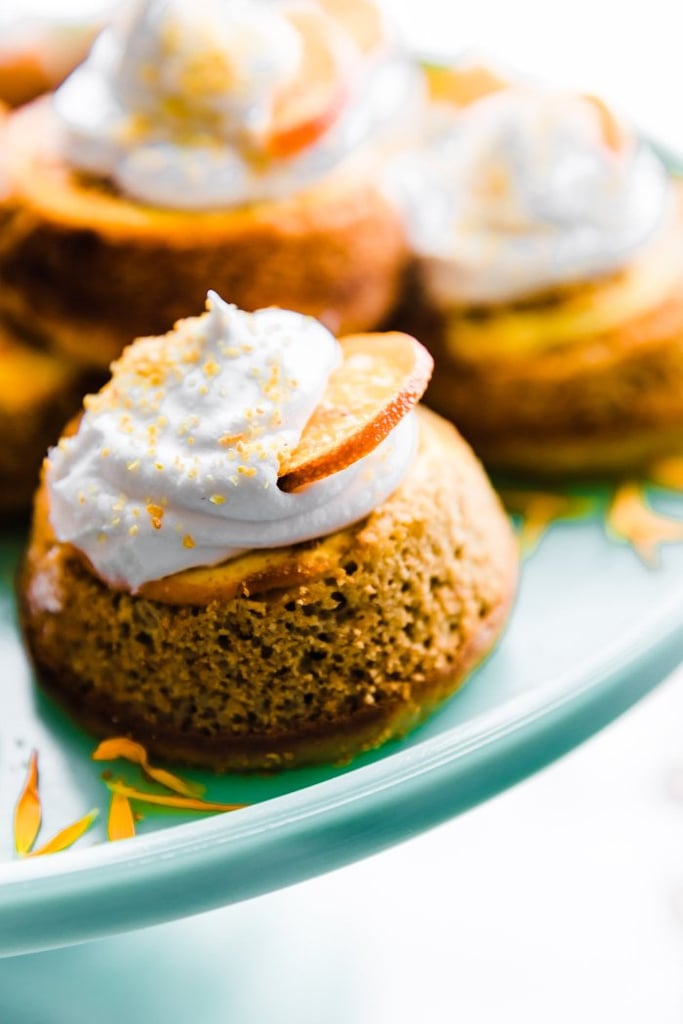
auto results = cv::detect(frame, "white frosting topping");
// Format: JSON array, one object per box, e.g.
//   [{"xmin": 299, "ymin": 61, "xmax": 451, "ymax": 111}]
[
  {"xmin": 396, "ymin": 85, "xmax": 673, "ymax": 306},
  {"xmin": 52, "ymin": 0, "xmax": 422, "ymax": 209},
  {"xmin": 47, "ymin": 293, "xmax": 417, "ymax": 590}
]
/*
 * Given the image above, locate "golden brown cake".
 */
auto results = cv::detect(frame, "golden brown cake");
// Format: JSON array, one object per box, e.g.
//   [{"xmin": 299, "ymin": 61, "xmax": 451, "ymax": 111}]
[
  {"xmin": 21, "ymin": 408, "xmax": 516, "ymax": 770},
  {"xmin": 0, "ymin": 0, "xmax": 416, "ymax": 370},
  {"xmin": 420, "ymin": 242, "xmax": 683, "ymax": 476},
  {"xmin": 0, "ymin": 319, "xmax": 95, "ymax": 517},
  {"xmin": 397, "ymin": 68, "xmax": 683, "ymax": 476},
  {"xmin": 19, "ymin": 299, "xmax": 516, "ymax": 771}
]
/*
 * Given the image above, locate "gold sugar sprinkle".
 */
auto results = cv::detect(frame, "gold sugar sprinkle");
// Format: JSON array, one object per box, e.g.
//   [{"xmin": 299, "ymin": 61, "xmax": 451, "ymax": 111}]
[
  {"xmin": 182, "ymin": 535, "xmax": 195, "ymax": 549},
  {"xmin": 209, "ymin": 494, "xmax": 225, "ymax": 505},
  {"xmin": 146, "ymin": 504, "xmax": 164, "ymax": 530},
  {"xmin": 219, "ymin": 433, "xmax": 244, "ymax": 448}
]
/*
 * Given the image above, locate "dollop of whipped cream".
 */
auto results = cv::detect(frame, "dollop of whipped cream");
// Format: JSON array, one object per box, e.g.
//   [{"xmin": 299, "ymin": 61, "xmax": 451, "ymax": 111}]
[
  {"xmin": 47, "ymin": 293, "xmax": 417, "ymax": 590},
  {"xmin": 53, "ymin": 0, "xmax": 422, "ymax": 209},
  {"xmin": 396, "ymin": 84, "xmax": 673, "ymax": 306}
]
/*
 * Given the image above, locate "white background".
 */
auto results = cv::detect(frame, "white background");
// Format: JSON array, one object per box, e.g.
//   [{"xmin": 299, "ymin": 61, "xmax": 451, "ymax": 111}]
[{"xmin": 3, "ymin": 1, "xmax": 683, "ymax": 1019}]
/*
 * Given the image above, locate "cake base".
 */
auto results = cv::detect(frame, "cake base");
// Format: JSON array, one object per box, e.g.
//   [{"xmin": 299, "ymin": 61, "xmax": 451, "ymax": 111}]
[{"xmin": 20, "ymin": 409, "xmax": 517, "ymax": 771}]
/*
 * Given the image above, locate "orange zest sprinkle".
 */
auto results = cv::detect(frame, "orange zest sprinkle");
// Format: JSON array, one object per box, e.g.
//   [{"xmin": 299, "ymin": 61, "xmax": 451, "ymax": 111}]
[
  {"xmin": 105, "ymin": 780, "xmax": 247, "ymax": 814},
  {"xmin": 13, "ymin": 751, "xmax": 41, "ymax": 855},
  {"xmin": 107, "ymin": 791, "xmax": 136, "ymax": 842},
  {"xmin": 92, "ymin": 737, "xmax": 205, "ymax": 797},
  {"xmin": 607, "ymin": 482, "xmax": 683, "ymax": 566},
  {"xmin": 26, "ymin": 809, "xmax": 99, "ymax": 858}
]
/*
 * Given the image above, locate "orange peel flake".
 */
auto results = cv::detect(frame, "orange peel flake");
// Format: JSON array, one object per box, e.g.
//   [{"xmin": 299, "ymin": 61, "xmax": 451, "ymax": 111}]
[
  {"xmin": 108, "ymin": 791, "xmax": 136, "ymax": 841},
  {"xmin": 607, "ymin": 482, "xmax": 683, "ymax": 566},
  {"xmin": 647, "ymin": 455, "xmax": 683, "ymax": 491},
  {"xmin": 92, "ymin": 737, "xmax": 205, "ymax": 797},
  {"xmin": 26, "ymin": 810, "xmax": 99, "ymax": 858},
  {"xmin": 500, "ymin": 489, "xmax": 593, "ymax": 555},
  {"xmin": 13, "ymin": 750, "xmax": 41, "ymax": 855},
  {"xmin": 105, "ymin": 780, "xmax": 247, "ymax": 814},
  {"xmin": 278, "ymin": 332, "xmax": 433, "ymax": 492},
  {"xmin": 426, "ymin": 63, "xmax": 508, "ymax": 107}
]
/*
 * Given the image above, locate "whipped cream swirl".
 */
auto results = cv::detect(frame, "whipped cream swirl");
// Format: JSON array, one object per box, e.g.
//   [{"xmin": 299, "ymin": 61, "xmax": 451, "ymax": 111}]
[
  {"xmin": 53, "ymin": 0, "xmax": 422, "ymax": 209},
  {"xmin": 47, "ymin": 293, "xmax": 417, "ymax": 590},
  {"xmin": 397, "ymin": 85, "xmax": 673, "ymax": 306}
]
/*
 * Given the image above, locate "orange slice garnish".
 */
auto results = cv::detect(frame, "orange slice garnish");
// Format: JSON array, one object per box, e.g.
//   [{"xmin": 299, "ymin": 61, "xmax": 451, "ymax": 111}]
[
  {"xmin": 267, "ymin": 6, "xmax": 350, "ymax": 159},
  {"xmin": 582, "ymin": 94, "xmax": 627, "ymax": 154},
  {"xmin": 278, "ymin": 332, "xmax": 433, "ymax": 493},
  {"xmin": 315, "ymin": 0, "xmax": 386, "ymax": 54}
]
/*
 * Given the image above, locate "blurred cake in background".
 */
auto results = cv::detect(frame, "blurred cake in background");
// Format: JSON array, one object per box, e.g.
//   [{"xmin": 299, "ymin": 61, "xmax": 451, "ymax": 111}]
[
  {"xmin": 0, "ymin": 321, "xmax": 94, "ymax": 517},
  {"xmin": 0, "ymin": 3, "xmax": 109, "ymax": 107},
  {"xmin": 395, "ymin": 67, "xmax": 683, "ymax": 476},
  {"xmin": 0, "ymin": 73, "xmax": 100, "ymax": 516},
  {"xmin": 0, "ymin": 0, "xmax": 422, "ymax": 370}
]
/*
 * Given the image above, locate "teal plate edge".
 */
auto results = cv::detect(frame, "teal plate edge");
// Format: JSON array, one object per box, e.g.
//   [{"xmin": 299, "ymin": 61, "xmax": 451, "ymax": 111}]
[
  {"xmin": 0, "ymin": 114, "xmax": 681, "ymax": 956},
  {"xmin": 0, "ymin": 584, "xmax": 682, "ymax": 957}
]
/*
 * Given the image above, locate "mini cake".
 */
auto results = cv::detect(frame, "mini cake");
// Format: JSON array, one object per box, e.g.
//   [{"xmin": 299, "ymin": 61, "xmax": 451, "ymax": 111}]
[
  {"xmin": 395, "ymin": 74, "xmax": 683, "ymax": 476},
  {"xmin": 0, "ymin": 0, "xmax": 419, "ymax": 370},
  {"xmin": 0, "ymin": 319, "xmax": 94, "ymax": 517},
  {"xmin": 20, "ymin": 294, "xmax": 517, "ymax": 771}
]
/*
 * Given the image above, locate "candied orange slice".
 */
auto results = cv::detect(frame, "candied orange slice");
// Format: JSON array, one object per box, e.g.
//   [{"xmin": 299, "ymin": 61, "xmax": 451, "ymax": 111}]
[
  {"xmin": 267, "ymin": 6, "xmax": 349, "ymax": 159},
  {"xmin": 315, "ymin": 0, "xmax": 386, "ymax": 54},
  {"xmin": 278, "ymin": 332, "xmax": 433, "ymax": 492},
  {"xmin": 581, "ymin": 94, "xmax": 627, "ymax": 154}
]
